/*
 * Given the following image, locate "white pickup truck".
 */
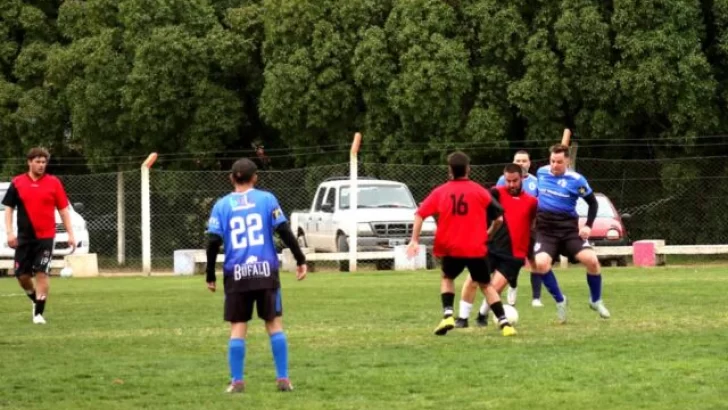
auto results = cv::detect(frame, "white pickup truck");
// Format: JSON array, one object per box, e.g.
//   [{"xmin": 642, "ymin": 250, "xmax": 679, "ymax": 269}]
[{"xmin": 290, "ymin": 177, "xmax": 436, "ymax": 271}]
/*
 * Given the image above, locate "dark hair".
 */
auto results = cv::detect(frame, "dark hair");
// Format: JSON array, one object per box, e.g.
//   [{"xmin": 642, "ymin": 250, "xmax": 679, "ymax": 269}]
[
  {"xmin": 514, "ymin": 150, "xmax": 530, "ymax": 158},
  {"xmin": 447, "ymin": 151, "xmax": 470, "ymax": 178},
  {"xmin": 231, "ymin": 158, "xmax": 257, "ymax": 184},
  {"xmin": 504, "ymin": 163, "xmax": 524, "ymax": 175},
  {"xmin": 27, "ymin": 147, "xmax": 50, "ymax": 161},
  {"xmin": 549, "ymin": 144, "xmax": 570, "ymax": 157}
]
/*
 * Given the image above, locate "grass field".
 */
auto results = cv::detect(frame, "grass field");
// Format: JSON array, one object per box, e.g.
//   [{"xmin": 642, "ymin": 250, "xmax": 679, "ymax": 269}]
[{"xmin": 1, "ymin": 266, "xmax": 727, "ymax": 410}]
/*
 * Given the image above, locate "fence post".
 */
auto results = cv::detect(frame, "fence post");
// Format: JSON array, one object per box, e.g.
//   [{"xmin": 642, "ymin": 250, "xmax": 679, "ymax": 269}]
[
  {"xmin": 117, "ymin": 171, "xmax": 125, "ymax": 266},
  {"xmin": 349, "ymin": 132, "xmax": 362, "ymax": 272},
  {"xmin": 141, "ymin": 153, "xmax": 158, "ymax": 275}
]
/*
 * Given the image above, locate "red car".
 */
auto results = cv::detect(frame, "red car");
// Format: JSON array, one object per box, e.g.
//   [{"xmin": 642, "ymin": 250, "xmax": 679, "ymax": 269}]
[{"xmin": 576, "ymin": 193, "xmax": 631, "ymax": 266}]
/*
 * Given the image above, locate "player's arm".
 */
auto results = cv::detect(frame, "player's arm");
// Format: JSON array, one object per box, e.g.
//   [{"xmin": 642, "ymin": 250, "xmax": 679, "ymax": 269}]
[
  {"xmin": 576, "ymin": 176, "xmax": 597, "ymax": 239},
  {"xmin": 275, "ymin": 222, "xmax": 306, "ymax": 267},
  {"xmin": 410, "ymin": 190, "xmax": 438, "ymax": 245},
  {"xmin": 487, "ymin": 189, "xmax": 504, "ymax": 236},
  {"xmin": 2, "ymin": 183, "xmax": 18, "ymax": 248},
  {"xmin": 583, "ymin": 193, "xmax": 598, "ymax": 228},
  {"xmin": 206, "ymin": 233, "xmax": 223, "ymax": 284}
]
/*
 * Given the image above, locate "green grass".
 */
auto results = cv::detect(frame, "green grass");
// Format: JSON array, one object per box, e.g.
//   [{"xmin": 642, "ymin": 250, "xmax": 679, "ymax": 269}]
[{"xmin": 1, "ymin": 267, "xmax": 727, "ymax": 410}]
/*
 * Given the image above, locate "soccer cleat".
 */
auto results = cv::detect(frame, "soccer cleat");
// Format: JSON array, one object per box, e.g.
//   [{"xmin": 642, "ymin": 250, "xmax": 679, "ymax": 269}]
[
  {"xmin": 476, "ymin": 314, "xmax": 488, "ymax": 327},
  {"xmin": 276, "ymin": 378, "xmax": 294, "ymax": 392},
  {"xmin": 531, "ymin": 298, "xmax": 544, "ymax": 308},
  {"xmin": 225, "ymin": 380, "xmax": 245, "ymax": 393},
  {"xmin": 556, "ymin": 295, "xmax": 568, "ymax": 324},
  {"xmin": 434, "ymin": 316, "xmax": 456, "ymax": 336},
  {"xmin": 589, "ymin": 300, "xmax": 611, "ymax": 319},
  {"xmin": 501, "ymin": 325, "xmax": 517, "ymax": 337},
  {"xmin": 455, "ymin": 318, "xmax": 468, "ymax": 328},
  {"xmin": 507, "ymin": 286, "xmax": 518, "ymax": 306},
  {"xmin": 32, "ymin": 314, "xmax": 46, "ymax": 325}
]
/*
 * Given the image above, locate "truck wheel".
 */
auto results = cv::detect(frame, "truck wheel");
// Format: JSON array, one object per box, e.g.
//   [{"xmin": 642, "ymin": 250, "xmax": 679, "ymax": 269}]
[
  {"xmin": 297, "ymin": 234, "xmax": 308, "ymax": 249},
  {"xmin": 337, "ymin": 235, "xmax": 349, "ymax": 272}
]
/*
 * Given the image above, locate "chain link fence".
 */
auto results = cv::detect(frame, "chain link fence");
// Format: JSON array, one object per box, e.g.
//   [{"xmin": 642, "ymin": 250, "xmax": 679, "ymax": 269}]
[{"xmin": 51, "ymin": 156, "xmax": 728, "ymax": 273}]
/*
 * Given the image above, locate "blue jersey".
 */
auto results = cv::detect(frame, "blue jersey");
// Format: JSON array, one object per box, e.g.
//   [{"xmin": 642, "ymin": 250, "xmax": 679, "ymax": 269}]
[
  {"xmin": 497, "ymin": 173, "xmax": 539, "ymax": 197},
  {"xmin": 536, "ymin": 165, "xmax": 593, "ymax": 217},
  {"xmin": 207, "ymin": 189, "xmax": 287, "ymax": 290}
]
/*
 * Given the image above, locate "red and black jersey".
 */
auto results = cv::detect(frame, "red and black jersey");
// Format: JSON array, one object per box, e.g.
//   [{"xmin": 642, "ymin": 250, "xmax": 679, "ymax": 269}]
[
  {"xmin": 416, "ymin": 179, "xmax": 503, "ymax": 258},
  {"xmin": 488, "ymin": 186, "xmax": 537, "ymax": 260},
  {"xmin": 1, "ymin": 174, "xmax": 69, "ymax": 240}
]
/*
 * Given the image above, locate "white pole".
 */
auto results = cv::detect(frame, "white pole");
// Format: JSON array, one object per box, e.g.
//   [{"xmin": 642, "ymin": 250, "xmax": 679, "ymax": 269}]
[
  {"xmin": 141, "ymin": 153, "xmax": 158, "ymax": 276},
  {"xmin": 117, "ymin": 171, "xmax": 126, "ymax": 266},
  {"xmin": 349, "ymin": 132, "xmax": 362, "ymax": 272}
]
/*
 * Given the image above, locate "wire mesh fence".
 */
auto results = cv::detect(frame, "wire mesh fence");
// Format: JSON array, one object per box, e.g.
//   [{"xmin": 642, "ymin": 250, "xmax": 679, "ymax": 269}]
[{"xmin": 49, "ymin": 156, "xmax": 728, "ymax": 273}]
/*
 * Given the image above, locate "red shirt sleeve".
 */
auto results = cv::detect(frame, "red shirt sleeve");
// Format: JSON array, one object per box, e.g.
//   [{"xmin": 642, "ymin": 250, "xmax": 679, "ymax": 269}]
[
  {"xmin": 416, "ymin": 187, "xmax": 441, "ymax": 219},
  {"xmin": 54, "ymin": 177, "xmax": 70, "ymax": 210}
]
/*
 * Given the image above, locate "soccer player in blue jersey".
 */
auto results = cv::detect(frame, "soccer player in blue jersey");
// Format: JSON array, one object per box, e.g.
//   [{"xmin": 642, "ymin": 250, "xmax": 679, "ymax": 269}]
[
  {"xmin": 496, "ymin": 150, "xmax": 544, "ymax": 308},
  {"xmin": 532, "ymin": 144, "xmax": 610, "ymax": 323},
  {"xmin": 205, "ymin": 158, "xmax": 308, "ymax": 394}
]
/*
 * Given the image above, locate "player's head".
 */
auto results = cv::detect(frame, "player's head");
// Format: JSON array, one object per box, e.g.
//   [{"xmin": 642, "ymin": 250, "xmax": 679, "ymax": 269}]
[
  {"xmin": 513, "ymin": 150, "xmax": 531, "ymax": 174},
  {"xmin": 447, "ymin": 151, "xmax": 470, "ymax": 179},
  {"xmin": 230, "ymin": 158, "xmax": 258, "ymax": 186},
  {"xmin": 26, "ymin": 147, "xmax": 50, "ymax": 177},
  {"xmin": 549, "ymin": 144, "xmax": 570, "ymax": 176},
  {"xmin": 503, "ymin": 163, "xmax": 524, "ymax": 195}
]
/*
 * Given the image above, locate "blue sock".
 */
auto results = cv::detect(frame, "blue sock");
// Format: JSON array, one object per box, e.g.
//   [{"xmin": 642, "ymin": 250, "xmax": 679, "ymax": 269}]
[
  {"xmin": 228, "ymin": 338, "xmax": 245, "ymax": 382},
  {"xmin": 270, "ymin": 332, "xmax": 289, "ymax": 380},
  {"xmin": 530, "ymin": 272, "xmax": 543, "ymax": 299},
  {"xmin": 541, "ymin": 271, "xmax": 565, "ymax": 303},
  {"xmin": 587, "ymin": 273, "xmax": 602, "ymax": 303}
]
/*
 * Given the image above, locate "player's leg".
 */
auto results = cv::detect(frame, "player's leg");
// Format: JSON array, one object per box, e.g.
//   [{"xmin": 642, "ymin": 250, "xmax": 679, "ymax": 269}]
[
  {"xmin": 570, "ymin": 240, "xmax": 610, "ymax": 318},
  {"xmin": 528, "ymin": 231, "xmax": 544, "ymax": 307},
  {"xmin": 434, "ymin": 257, "xmax": 463, "ymax": 335},
  {"xmin": 479, "ymin": 257, "xmax": 522, "ymax": 326},
  {"xmin": 470, "ymin": 258, "xmax": 515, "ymax": 336},
  {"xmin": 224, "ymin": 287, "xmax": 254, "ymax": 393},
  {"xmin": 261, "ymin": 288, "xmax": 293, "ymax": 391},
  {"xmin": 455, "ymin": 273, "xmax": 479, "ymax": 328},
  {"xmin": 14, "ymin": 242, "xmax": 38, "ymax": 320},
  {"xmin": 30, "ymin": 243, "xmax": 53, "ymax": 324},
  {"xmin": 533, "ymin": 235, "xmax": 568, "ymax": 323}
]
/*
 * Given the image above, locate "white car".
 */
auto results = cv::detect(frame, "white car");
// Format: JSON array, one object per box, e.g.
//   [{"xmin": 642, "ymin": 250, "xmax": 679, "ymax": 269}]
[{"xmin": 0, "ymin": 182, "xmax": 90, "ymax": 260}]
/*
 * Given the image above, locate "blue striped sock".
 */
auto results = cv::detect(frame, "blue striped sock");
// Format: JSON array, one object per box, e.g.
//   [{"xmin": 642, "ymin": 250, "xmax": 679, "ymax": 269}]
[
  {"xmin": 270, "ymin": 332, "xmax": 289, "ymax": 379},
  {"xmin": 587, "ymin": 274, "xmax": 602, "ymax": 303},
  {"xmin": 541, "ymin": 271, "xmax": 565, "ymax": 303},
  {"xmin": 228, "ymin": 338, "xmax": 245, "ymax": 382}
]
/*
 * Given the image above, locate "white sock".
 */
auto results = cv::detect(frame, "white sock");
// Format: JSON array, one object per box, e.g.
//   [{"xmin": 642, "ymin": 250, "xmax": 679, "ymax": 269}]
[
  {"xmin": 459, "ymin": 301, "xmax": 473, "ymax": 319},
  {"xmin": 479, "ymin": 300, "xmax": 490, "ymax": 316}
]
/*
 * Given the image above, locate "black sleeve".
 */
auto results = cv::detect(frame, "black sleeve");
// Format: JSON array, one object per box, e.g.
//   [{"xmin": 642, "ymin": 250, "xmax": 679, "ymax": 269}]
[
  {"xmin": 1, "ymin": 182, "xmax": 18, "ymax": 208},
  {"xmin": 206, "ymin": 233, "xmax": 223, "ymax": 283},
  {"xmin": 486, "ymin": 196, "xmax": 504, "ymax": 221},
  {"xmin": 489, "ymin": 187, "xmax": 500, "ymax": 201},
  {"xmin": 276, "ymin": 222, "xmax": 306, "ymax": 266},
  {"xmin": 584, "ymin": 192, "xmax": 598, "ymax": 228}
]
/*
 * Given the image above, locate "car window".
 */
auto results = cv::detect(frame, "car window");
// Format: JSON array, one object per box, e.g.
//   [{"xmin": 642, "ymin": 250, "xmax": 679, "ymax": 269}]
[
  {"xmin": 313, "ymin": 187, "xmax": 327, "ymax": 211},
  {"xmin": 339, "ymin": 184, "xmax": 417, "ymax": 209},
  {"xmin": 576, "ymin": 196, "xmax": 616, "ymax": 218}
]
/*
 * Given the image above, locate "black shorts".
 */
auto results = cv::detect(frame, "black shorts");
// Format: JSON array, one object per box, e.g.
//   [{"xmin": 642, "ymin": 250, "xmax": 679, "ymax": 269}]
[
  {"xmin": 488, "ymin": 253, "xmax": 525, "ymax": 288},
  {"xmin": 534, "ymin": 231, "xmax": 592, "ymax": 261},
  {"xmin": 441, "ymin": 256, "xmax": 490, "ymax": 284},
  {"xmin": 224, "ymin": 285, "xmax": 282, "ymax": 323},
  {"xmin": 526, "ymin": 229, "xmax": 537, "ymax": 260},
  {"xmin": 14, "ymin": 239, "xmax": 54, "ymax": 277}
]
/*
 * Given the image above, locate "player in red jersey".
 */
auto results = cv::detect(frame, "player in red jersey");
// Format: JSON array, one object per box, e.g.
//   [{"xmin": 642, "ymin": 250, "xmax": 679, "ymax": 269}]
[
  {"xmin": 406, "ymin": 152, "xmax": 516, "ymax": 337},
  {"xmin": 2, "ymin": 147, "xmax": 76, "ymax": 325},
  {"xmin": 455, "ymin": 163, "xmax": 538, "ymax": 327}
]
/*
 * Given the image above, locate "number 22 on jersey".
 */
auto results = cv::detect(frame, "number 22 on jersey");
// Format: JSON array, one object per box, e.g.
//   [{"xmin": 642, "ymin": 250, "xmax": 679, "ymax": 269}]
[{"xmin": 230, "ymin": 213, "xmax": 265, "ymax": 249}]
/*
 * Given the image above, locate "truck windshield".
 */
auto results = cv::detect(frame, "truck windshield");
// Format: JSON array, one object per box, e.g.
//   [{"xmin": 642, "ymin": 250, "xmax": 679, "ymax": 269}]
[{"xmin": 339, "ymin": 184, "xmax": 416, "ymax": 209}]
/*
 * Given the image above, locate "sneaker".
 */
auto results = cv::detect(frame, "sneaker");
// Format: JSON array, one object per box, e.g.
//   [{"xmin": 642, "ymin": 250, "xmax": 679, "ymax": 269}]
[
  {"xmin": 556, "ymin": 295, "xmax": 568, "ymax": 324},
  {"xmin": 225, "ymin": 380, "xmax": 245, "ymax": 393},
  {"xmin": 589, "ymin": 299, "xmax": 611, "ymax": 319},
  {"xmin": 33, "ymin": 314, "xmax": 46, "ymax": 325},
  {"xmin": 531, "ymin": 298, "xmax": 544, "ymax": 308},
  {"xmin": 434, "ymin": 316, "xmax": 456, "ymax": 336},
  {"xmin": 476, "ymin": 314, "xmax": 488, "ymax": 327},
  {"xmin": 501, "ymin": 325, "xmax": 517, "ymax": 337},
  {"xmin": 276, "ymin": 378, "xmax": 294, "ymax": 392},
  {"xmin": 455, "ymin": 318, "xmax": 468, "ymax": 328},
  {"xmin": 507, "ymin": 286, "xmax": 517, "ymax": 306}
]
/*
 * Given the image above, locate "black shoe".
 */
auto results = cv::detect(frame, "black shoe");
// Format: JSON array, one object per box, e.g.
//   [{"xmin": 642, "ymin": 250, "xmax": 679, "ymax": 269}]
[
  {"xmin": 455, "ymin": 318, "xmax": 468, "ymax": 328},
  {"xmin": 476, "ymin": 314, "xmax": 488, "ymax": 327}
]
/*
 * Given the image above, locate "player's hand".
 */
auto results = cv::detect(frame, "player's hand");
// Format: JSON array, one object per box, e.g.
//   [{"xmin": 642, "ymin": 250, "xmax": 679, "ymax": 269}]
[
  {"xmin": 6, "ymin": 233, "xmax": 17, "ymax": 249},
  {"xmin": 579, "ymin": 226, "xmax": 592, "ymax": 240},
  {"xmin": 207, "ymin": 282, "xmax": 216, "ymax": 292},
  {"xmin": 406, "ymin": 240, "xmax": 420, "ymax": 258},
  {"xmin": 67, "ymin": 233, "xmax": 76, "ymax": 254},
  {"xmin": 296, "ymin": 264, "xmax": 307, "ymax": 281}
]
